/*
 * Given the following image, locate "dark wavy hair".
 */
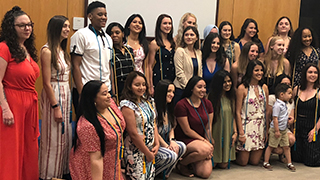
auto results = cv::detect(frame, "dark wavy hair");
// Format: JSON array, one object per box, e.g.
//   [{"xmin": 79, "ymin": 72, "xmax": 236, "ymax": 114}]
[
  {"xmin": 46, "ymin": 15, "xmax": 70, "ymax": 70},
  {"xmin": 273, "ymin": 16, "xmax": 293, "ymax": 37},
  {"xmin": 241, "ymin": 60, "xmax": 265, "ymax": 88},
  {"xmin": 237, "ymin": 18, "xmax": 262, "ymax": 49},
  {"xmin": 179, "ymin": 26, "xmax": 200, "ymax": 50},
  {"xmin": 286, "ymin": 27, "xmax": 319, "ymax": 69},
  {"xmin": 154, "ymin": 79, "xmax": 175, "ymax": 128},
  {"xmin": 155, "ymin": 14, "xmax": 175, "ymax": 49},
  {"xmin": 208, "ymin": 70, "xmax": 235, "ymax": 124},
  {"xmin": 0, "ymin": 6, "xmax": 37, "ymax": 62},
  {"xmin": 181, "ymin": 76, "xmax": 203, "ymax": 99},
  {"xmin": 124, "ymin": 14, "xmax": 149, "ymax": 56},
  {"xmin": 106, "ymin": 22, "xmax": 125, "ymax": 43},
  {"xmin": 202, "ymin": 33, "xmax": 226, "ymax": 68},
  {"xmin": 218, "ymin": 21, "xmax": 235, "ymax": 40},
  {"xmin": 73, "ymin": 80, "xmax": 106, "ymax": 156},
  {"xmin": 120, "ymin": 71, "xmax": 150, "ymax": 103},
  {"xmin": 300, "ymin": 63, "xmax": 320, "ymax": 90}
]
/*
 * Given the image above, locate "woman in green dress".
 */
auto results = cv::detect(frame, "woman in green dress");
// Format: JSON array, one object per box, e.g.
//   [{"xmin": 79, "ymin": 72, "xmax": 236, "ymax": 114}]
[{"xmin": 208, "ymin": 70, "xmax": 237, "ymax": 168}]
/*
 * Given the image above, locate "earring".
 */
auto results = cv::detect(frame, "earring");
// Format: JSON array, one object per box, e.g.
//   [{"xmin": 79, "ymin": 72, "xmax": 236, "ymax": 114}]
[{"xmin": 94, "ymin": 102, "xmax": 96, "ymax": 106}]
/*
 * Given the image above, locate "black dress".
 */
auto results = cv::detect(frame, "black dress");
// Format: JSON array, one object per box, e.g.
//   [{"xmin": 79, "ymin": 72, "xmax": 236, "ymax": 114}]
[
  {"xmin": 292, "ymin": 91, "xmax": 320, "ymax": 166},
  {"xmin": 152, "ymin": 47, "xmax": 175, "ymax": 87}
]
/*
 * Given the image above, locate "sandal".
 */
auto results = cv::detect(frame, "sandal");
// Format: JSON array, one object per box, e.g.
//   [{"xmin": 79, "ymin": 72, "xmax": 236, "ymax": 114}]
[
  {"xmin": 263, "ymin": 162, "xmax": 273, "ymax": 171},
  {"xmin": 287, "ymin": 163, "xmax": 296, "ymax": 172}
]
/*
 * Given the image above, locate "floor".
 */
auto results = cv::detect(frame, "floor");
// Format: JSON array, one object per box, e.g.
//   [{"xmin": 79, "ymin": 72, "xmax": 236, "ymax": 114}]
[{"xmin": 159, "ymin": 154, "xmax": 320, "ymax": 180}]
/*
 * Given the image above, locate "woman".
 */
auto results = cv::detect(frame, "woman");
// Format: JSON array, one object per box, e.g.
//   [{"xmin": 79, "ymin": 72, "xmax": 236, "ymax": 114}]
[
  {"xmin": 154, "ymin": 79, "xmax": 186, "ymax": 178},
  {"xmin": 39, "ymin": 15, "xmax": 72, "ymax": 180},
  {"xmin": 203, "ymin": 24, "xmax": 219, "ymax": 39},
  {"xmin": 174, "ymin": 12, "xmax": 197, "ymax": 48},
  {"xmin": 69, "ymin": 80, "xmax": 125, "ymax": 180},
  {"xmin": 218, "ymin": 21, "xmax": 241, "ymax": 66},
  {"xmin": 208, "ymin": 70, "xmax": 237, "ymax": 169},
  {"xmin": 230, "ymin": 42, "xmax": 259, "ymax": 87},
  {"xmin": 0, "ymin": 6, "xmax": 40, "ymax": 180},
  {"xmin": 292, "ymin": 63, "xmax": 320, "ymax": 166},
  {"xmin": 202, "ymin": 33, "xmax": 230, "ymax": 91},
  {"xmin": 236, "ymin": 60, "xmax": 269, "ymax": 166},
  {"xmin": 173, "ymin": 26, "xmax": 202, "ymax": 103},
  {"xmin": 174, "ymin": 76, "xmax": 214, "ymax": 178},
  {"xmin": 265, "ymin": 16, "xmax": 293, "ymax": 54},
  {"xmin": 286, "ymin": 27, "xmax": 320, "ymax": 87},
  {"xmin": 235, "ymin": 18, "xmax": 264, "ymax": 57},
  {"xmin": 124, "ymin": 14, "xmax": 149, "ymax": 74},
  {"xmin": 147, "ymin": 14, "xmax": 176, "ymax": 95},
  {"xmin": 106, "ymin": 22, "xmax": 135, "ymax": 104},
  {"xmin": 264, "ymin": 36, "xmax": 291, "ymax": 94},
  {"xmin": 120, "ymin": 71, "xmax": 159, "ymax": 179}
]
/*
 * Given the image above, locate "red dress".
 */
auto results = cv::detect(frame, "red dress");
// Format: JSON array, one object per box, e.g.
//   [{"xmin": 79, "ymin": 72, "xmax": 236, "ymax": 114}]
[
  {"xmin": 0, "ymin": 42, "xmax": 40, "ymax": 180},
  {"xmin": 69, "ymin": 99, "xmax": 126, "ymax": 180}
]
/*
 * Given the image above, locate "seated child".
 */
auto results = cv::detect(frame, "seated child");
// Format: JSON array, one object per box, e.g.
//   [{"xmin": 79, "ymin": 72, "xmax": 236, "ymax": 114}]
[{"xmin": 263, "ymin": 83, "xmax": 296, "ymax": 171}]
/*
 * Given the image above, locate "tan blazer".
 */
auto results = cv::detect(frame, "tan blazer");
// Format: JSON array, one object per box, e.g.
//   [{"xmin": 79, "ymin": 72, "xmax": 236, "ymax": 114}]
[{"xmin": 173, "ymin": 47, "xmax": 202, "ymax": 89}]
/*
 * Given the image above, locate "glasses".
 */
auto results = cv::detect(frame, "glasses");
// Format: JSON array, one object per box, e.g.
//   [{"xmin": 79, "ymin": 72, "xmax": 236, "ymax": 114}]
[{"xmin": 14, "ymin": 22, "xmax": 34, "ymax": 30}]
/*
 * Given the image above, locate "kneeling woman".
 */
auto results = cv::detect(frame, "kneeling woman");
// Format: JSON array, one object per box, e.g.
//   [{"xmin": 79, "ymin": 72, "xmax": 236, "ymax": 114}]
[
  {"xmin": 174, "ymin": 76, "xmax": 214, "ymax": 178},
  {"xmin": 69, "ymin": 80, "xmax": 126, "ymax": 180},
  {"xmin": 154, "ymin": 80, "xmax": 186, "ymax": 178},
  {"xmin": 236, "ymin": 60, "xmax": 269, "ymax": 166}
]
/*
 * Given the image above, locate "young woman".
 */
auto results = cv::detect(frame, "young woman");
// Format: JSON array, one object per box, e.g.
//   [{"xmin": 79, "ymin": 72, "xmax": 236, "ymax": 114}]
[
  {"xmin": 236, "ymin": 60, "xmax": 269, "ymax": 166},
  {"xmin": 235, "ymin": 18, "xmax": 265, "ymax": 57},
  {"xmin": 292, "ymin": 63, "xmax": 320, "ymax": 167},
  {"xmin": 264, "ymin": 36, "xmax": 291, "ymax": 94},
  {"xmin": 219, "ymin": 21, "xmax": 241, "ymax": 66},
  {"xmin": 173, "ymin": 26, "xmax": 202, "ymax": 103},
  {"xmin": 286, "ymin": 27, "xmax": 320, "ymax": 87},
  {"xmin": 120, "ymin": 71, "xmax": 159, "ymax": 179},
  {"xmin": 174, "ymin": 76, "xmax": 214, "ymax": 178},
  {"xmin": 39, "ymin": 15, "xmax": 72, "ymax": 180},
  {"xmin": 69, "ymin": 80, "xmax": 125, "ymax": 180},
  {"xmin": 230, "ymin": 42, "xmax": 259, "ymax": 87},
  {"xmin": 147, "ymin": 14, "xmax": 176, "ymax": 95},
  {"xmin": 124, "ymin": 14, "xmax": 149, "ymax": 74},
  {"xmin": 174, "ymin": 12, "xmax": 197, "ymax": 48},
  {"xmin": 106, "ymin": 22, "xmax": 135, "ymax": 104},
  {"xmin": 154, "ymin": 80, "xmax": 186, "ymax": 178},
  {"xmin": 202, "ymin": 33, "xmax": 230, "ymax": 91},
  {"xmin": 208, "ymin": 70, "xmax": 237, "ymax": 169},
  {"xmin": 265, "ymin": 16, "xmax": 293, "ymax": 54},
  {"xmin": 0, "ymin": 6, "xmax": 40, "ymax": 180}
]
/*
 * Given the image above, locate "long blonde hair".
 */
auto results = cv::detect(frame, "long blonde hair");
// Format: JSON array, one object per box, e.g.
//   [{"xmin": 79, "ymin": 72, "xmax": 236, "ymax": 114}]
[
  {"xmin": 237, "ymin": 42, "xmax": 258, "ymax": 75},
  {"xmin": 176, "ymin": 13, "xmax": 197, "ymax": 48},
  {"xmin": 264, "ymin": 36, "xmax": 285, "ymax": 77}
]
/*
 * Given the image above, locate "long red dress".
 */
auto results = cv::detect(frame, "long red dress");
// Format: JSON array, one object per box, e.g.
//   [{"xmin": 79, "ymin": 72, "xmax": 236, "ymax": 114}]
[{"xmin": 0, "ymin": 42, "xmax": 40, "ymax": 180}]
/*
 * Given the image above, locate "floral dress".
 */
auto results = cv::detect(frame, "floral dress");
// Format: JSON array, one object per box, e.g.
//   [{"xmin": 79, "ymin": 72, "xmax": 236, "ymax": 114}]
[
  {"xmin": 120, "ymin": 99, "xmax": 156, "ymax": 180},
  {"xmin": 236, "ymin": 85, "xmax": 266, "ymax": 151}
]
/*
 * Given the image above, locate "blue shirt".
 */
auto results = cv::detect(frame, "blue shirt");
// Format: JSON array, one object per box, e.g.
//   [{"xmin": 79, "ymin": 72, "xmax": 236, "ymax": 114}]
[
  {"xmin": 191, "ymin": 58, "xmax": 198, "ymax": 76},
  {"xmin": 202, "ymin": 61, "xmax": 222, "ymax": 91},
  {"xmin": 271, "ymin": 99, "xmax": 288, "ymax": 130}
]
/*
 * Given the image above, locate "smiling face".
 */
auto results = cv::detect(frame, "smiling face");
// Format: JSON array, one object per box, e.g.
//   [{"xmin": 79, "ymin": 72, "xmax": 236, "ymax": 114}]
[
  {"xmin": 221, "ymin": 24, "xmax": 232, "ymax": 40},
  {"xmin": 306, "ymin": 66, "xmax": 318, "ymax": 83},
  {"xmin": 183, "ymin": 29, "xmax": 197, "ymax": 46},
  {"xmin": 60, "ymin": 20, "xmax": 70, "ymax": 40},
  {"xmin": 95, "ymin": 84, "xmax": 111, "ymax": 109},
  {"xmin": 192, "ymin": 80, "xmax": 206, "ymax": 99},
  {"xmin": 271, "ymin": 39, "xmax": 285, "ymax": 55},
  {"xmin": 110, "ymin": 26, "xmax": 124, "ymax": 45},
  {"xmin": 223, "ymin": 76, "xmax": 232, "ymax": 92},
  {"xmin": 160, "ymin": 17, "xmax": 172, "ymax": 34},
  {"xmin": 14, "ymin": 14, "xmax": 33, "ymax": 42},
  {"xmin": 183, "ymin": 16, "xmax": 196, "ymax": 29},
  {"xmin": 211, "ymin": 37, "xmax": 220, "ymax": 53},
  {"xmin": 131, "ymin": 75, "xmax": 146, "ymax": 98},
  {"xmin": 277, "ymin": 18, "xmax": 290, "ymax": 34},
  {"xmin": 245, "ymin": 22, "xmax": 257, "ymax": 38},
  {"xmin": 129, "ymin": 17, "xmax": 143, "ymax": 34},
  {"xmin": 301, "ymin": 28, "xmax": 312, "ymax": 47},
  {"xmin": 252, "ymin": 65, "xmax": 264, "ymax": 81},
  {"xmin": 166, "ymin": 84, "xmax": 175, "ymax": 103},
  {"xmin": 248, "ymin": 44, "xmax": 259, "ymax": 60},
  {"xmin": 88, "ymin": 7, "xmax": 107, "ymax": 30}
]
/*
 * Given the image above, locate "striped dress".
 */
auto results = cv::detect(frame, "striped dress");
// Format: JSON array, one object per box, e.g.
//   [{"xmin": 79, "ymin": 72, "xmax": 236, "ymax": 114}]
[{"xmin": 39, "ymin": 44, "xmax": 72, "ymax": 179}]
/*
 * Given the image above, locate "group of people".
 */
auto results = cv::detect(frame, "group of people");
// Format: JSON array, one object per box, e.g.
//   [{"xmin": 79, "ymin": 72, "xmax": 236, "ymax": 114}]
[{"xmin": 1, "ymin": 1, "xmax": 320, "ymax": 180}]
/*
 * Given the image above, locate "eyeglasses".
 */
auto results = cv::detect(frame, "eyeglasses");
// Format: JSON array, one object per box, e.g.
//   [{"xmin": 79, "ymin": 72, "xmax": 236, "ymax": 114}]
[{"xmin": 14, "ymin": 22, "xmax": 34, "ymax": 30}]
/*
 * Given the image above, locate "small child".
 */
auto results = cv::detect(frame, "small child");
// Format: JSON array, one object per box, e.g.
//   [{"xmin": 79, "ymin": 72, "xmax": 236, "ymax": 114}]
[{"xmin": 263, "ymin": 83, "xmax": 296, "ymax": 171}]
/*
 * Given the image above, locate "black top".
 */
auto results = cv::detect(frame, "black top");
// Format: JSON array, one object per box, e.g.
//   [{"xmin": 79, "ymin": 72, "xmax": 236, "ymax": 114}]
[{"xmin": 153, "ymin": 47, "xmax": 175, "ymax": 87}]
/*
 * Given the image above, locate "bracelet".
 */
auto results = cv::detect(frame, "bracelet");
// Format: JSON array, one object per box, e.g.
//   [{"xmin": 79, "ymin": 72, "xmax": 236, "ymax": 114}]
[
  {"xmin": 51, "ymin": 103, "xmax": 59, "ymax": 109},
  {"xmin": 170, "ymin": 138, "xmax": 176, "ymax": 141},
  {"xmin": 239, "ymin": 134, "xmax": 246, "ymax": 138}
]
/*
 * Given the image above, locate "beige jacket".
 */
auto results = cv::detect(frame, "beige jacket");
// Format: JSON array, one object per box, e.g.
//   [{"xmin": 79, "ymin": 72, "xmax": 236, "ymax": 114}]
[{"xmin": 173, "ymin": 47, "xmax": 202, "ymax": 89}]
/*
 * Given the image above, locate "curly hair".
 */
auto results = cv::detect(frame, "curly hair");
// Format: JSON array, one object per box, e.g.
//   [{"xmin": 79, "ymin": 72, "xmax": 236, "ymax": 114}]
[{"xmin": 0, "ymin": 6, "xmax": 37, "ymax": 63}]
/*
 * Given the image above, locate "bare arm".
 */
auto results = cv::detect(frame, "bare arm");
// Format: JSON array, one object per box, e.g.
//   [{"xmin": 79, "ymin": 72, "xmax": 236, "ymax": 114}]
[
  {"xmin": 230, "ymin": 62, "xmax": 239, "ymax": 88},
  {"xmin": 224, "ymin": 58, "xmax": 230, "ymax": 72},
  {"xmin": 152, "ymin": 122, "xmax": 160, "ymax": 155},
  {"xmin": 283, "ymin": 58, "xmax": 291, "ymax": 76},
  {"xmin": 0, "ymin": 57, "xmax": 13, "ymax": 125},
  {"xmin": 236, "ymin": 85, "xmax": 246, "ymax": 143},
  {"xmin": 234, "ymin": 43, "xmax": 241, "ymax": 63},
  {"xmin": 89, "ymin": 151, "xmax": 103, "ymax": 180},
  {"xmin": 146, "ymin": 40, "xmax": 158, "ymax": 95},
  {"xmin": 71, "ymin": 54, "xmax": 83, "ymax": 94}
]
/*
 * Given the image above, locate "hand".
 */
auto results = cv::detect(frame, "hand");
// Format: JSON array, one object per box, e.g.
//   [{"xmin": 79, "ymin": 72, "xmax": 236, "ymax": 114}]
[
  {"xmin": 204, "ymin": 139, "xmax": 214, "ymax": 152},
  {"xmin": 264, "ymin": 133, "xmax": 269, "ymax": 145},
  {"xmin": 151, "ymin": 145, "xmax": 159, "ymax": 156},
  {"xmin": 308, "ymin": 128, "xmax": 317, "ymax": 143},
  {"xmin": 231, "ymin": 133, "xmax": 237, "ymax": 147},
  {"xmin": 288, "ymin": 116, "xmax": 294, "ymax": 125},
  {"xmin": 146, "ymin": 151, "xmax": 155, "ymax": 162},
  {"xmin": 54, "ymin": 108, "xmax": 63, "ymax": 123},
  {"xmin": 275, "ymin": 131, "xmax": 280, "ymax": 139},
  {"xmin": 238, "ymin": 134, "xmax": 246, "ymax": 145},
  {"xmin": 149, "ymin": 86, "xmax": 154, "ymax": 97},
  {"xmin": 168, "ymin": 141, "xmax": 179, "ymax": 154},
  {"xmin": 2, "ymin": 106, "xmax": 14, "ymax": 126}
]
